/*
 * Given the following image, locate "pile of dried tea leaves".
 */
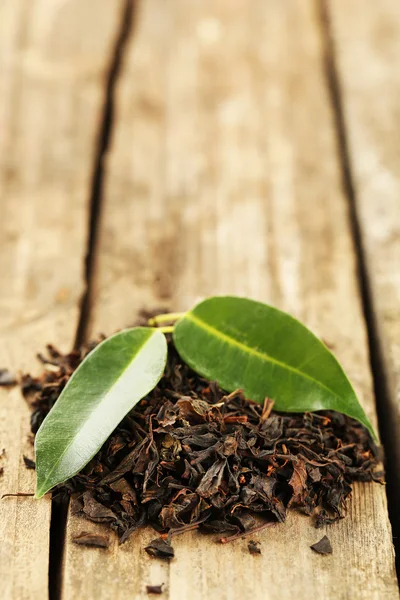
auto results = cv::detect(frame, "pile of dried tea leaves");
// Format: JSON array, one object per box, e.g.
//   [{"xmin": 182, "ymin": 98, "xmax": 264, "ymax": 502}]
[{"xmin": 22, "ymin": 336, "xmax": 383, "ymax": 546}]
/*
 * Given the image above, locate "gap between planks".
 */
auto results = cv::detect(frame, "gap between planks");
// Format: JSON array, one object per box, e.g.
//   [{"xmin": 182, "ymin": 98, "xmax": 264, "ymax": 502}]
[
  {"xmin": 74, "ymin": 0, "xmax": 137, "ymax": 350},
  {"xmin": 318, "ymin": 0, "xmax": 400, "ymax": 568},
  {"xmin": 49, "ymin": 2, "xmax": 137, "ymax": 599}
]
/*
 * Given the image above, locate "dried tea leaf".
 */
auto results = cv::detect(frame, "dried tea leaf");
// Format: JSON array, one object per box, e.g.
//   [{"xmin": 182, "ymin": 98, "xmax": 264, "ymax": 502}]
[
  {"xmin": 310, "ymin": 535, "xmax": 333, "ymax": 555},
  {"xmin": 144, "ymin": 538, "xmax": 174, "ymax": 560},
  {"xmin": 146, "ymin": 584, "xmax": 163, "ymax": 595},
  {"xmin": 288, "ymin": 457, "xmax": 308, "ymax": 506},
  {"xmin": 23, "ymin": 456, "xmax": 36, "ymax": 470},
  {"xmin": 82, "ymin": 491, "xmax": 120, "ymax": 525},
  {"xmin": 0, "ymin": 369, "xmax": 17, "ymax": 386},
  {"xmin": 173, "ymin": 296, "xmax": 376, "ymax": 438},
  {"xmin": 72, "ymin": 532, "xmax": 110, "ymax": 549},
  {"xmin": 34, "ymin": 328, "xmax": 167, "ymax": 498},
  {"xmin": 315, "ymin": 510, "xmax": 341, "ymax": 528},
  {"xmin": 248, "ymin": 540, "xmax": 261, "ymax": 555}
]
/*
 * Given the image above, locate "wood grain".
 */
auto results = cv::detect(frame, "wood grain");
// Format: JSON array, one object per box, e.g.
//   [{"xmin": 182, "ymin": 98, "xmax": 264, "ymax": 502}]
[
  {"xmin": 62, "ymin": 0, "xmax": 398, "ymax": 598},
  {"xmin": 0, "ymin": 1, "xmax": 124, "ymax": 598},
  {"xmin": 327, "ymin": 0, "xmax": 400, "ymax": 520}
]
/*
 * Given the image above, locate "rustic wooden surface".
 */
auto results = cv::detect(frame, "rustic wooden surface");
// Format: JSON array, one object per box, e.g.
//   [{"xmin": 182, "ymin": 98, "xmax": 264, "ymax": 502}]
[
  {"xmin": 0, "ymin": 1, "xmax": 124, "ymax": 599},
  {"xmin": 1, "ymin": 0, "xmax": 399, "ymax": 599},
  {"xmin": 60, "ymin": 1, "xmax": 398, "ymax": 599},
  {"xmin": 328, "ymin": 0, "xmax": 400, "ymax": 517}
]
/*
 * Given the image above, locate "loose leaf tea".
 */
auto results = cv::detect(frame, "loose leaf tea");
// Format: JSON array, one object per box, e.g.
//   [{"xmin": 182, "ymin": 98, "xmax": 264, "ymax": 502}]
[
  {"xmin": 23, "ymin": 456, "xmax": 35, "ymax": 470},
  {"xmin": 145, "ymin": 538, "xmax": 174, "ymax": 560},
  {"xmin": 24, "ymin": 338, "xmax": 383, "ymax": 548},
  {"xmin": 146, "ymin": 584, "xmax": 164, "ymax": 594},
  {"xmin": 248, "ymin": 540, "xmax": 261, "ymax": 555},
  {"xmin": 310, "ymin": 535, "xmax": 333, "ymax": 555},
  {"xmin": 34, "ymin": 328, "xmax": 167, "ymax": 498},
  {"xmin": 173, "ymin": 297, "xmax": 376, "ymax": 438},
  {"xmin": 72, "ymin": 532, "xmax": 110, "ymax": 549},
  {"xmin": 0, "ymin": 368, "xmax": 17, "ymax": 386}
]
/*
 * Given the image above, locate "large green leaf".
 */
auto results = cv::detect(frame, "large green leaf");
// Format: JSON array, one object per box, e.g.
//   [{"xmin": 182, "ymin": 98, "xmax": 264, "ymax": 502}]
[
  {"xmin": 173, "ymin": 296, "xmax": 376, "ymax": 438},
  {"xmin": 35, "ymin": 328, "xmax": 167, "ymax": 498}
]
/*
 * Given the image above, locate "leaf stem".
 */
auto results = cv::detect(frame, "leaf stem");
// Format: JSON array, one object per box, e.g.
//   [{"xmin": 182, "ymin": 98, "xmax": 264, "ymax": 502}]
[
  {"xmin": 219, "ymin": 520, "xmax": 276, "ymax": 543},
  {"xmin": 148, "ymin": 312, "xmax": 185, "ymax": 326},
  {"xmin": 156, "ymin": 326, "xmax": 175, "ymax": 334}
]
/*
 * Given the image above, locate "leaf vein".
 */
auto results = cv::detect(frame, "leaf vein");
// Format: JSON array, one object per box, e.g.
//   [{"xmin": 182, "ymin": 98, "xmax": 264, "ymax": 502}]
[{"xmin": 186, "ymin": 312, "xmax": 342, "ymax": 402}]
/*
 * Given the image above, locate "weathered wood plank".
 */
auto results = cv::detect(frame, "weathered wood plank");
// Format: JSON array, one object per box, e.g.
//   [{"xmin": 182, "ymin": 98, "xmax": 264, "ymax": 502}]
[
  {"xmin": 0, "ymin": 2, "xmax": 124, "ymax": 598},
  {"xmin": 327, "ymin": 0, "xmax": 400, "ymax": 525},
  {"xmin": 62, "ymin": 1, "xmax": 398, "ymax": 598}
]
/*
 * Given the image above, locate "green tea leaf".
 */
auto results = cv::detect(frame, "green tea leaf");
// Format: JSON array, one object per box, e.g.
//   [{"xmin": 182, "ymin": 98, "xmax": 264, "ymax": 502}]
[
  {"xmin": 173, "ymin": 296, "xmax": 376, "ymax": 438},
  {"xmin": 35, "ymin": 328, "xmax": 167, "ymax": 498}
]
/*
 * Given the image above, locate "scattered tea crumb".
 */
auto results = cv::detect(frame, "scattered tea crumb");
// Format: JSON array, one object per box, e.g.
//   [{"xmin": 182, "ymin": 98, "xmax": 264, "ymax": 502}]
[
  {"xmin": 146, "ymin": 584, "xmax": 164, "ymax": 595},
  {"xmin": 72, "ymin": 532, "xmax": 110, "ymax": 549},
  {"xmin": 248, "ymin": 540, "xmax": 261, "ymax": 555},
  {"xmin": 23, "ymin": 456, "xmax": 35, "ymax": 470},
  {"xmin": 145, "ymin": 538, "xmax": 174, "ymax": 560},
  {"xmin": 310, "ymin": 535, "xmax": 332, "ymax": 555},
  {"xmin": 0, "ymin": 369, "xmax": 17, "ymax": 386}
]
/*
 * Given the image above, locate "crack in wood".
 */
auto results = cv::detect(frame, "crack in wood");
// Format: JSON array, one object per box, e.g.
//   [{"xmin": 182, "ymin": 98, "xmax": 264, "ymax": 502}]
[
  {"xmin": 48, "ymin": 2, "xmax": 137, "ymax": 599},
  {"xmin": 317, "ymin": 0, "xmax": 399, "ymax": 576},
  {"xmin": 49, "ymin": 493, "xmax": 69, "ymax": 600},
  {"xmin": 74, "ymin": 0, "xmax": 136, "ymax": 350}
]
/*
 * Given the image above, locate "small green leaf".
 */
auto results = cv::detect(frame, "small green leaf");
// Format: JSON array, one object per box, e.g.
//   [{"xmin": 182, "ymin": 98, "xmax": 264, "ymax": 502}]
[
  {"xmin": 35, "ymin": 328, "xmax": 167, "ymax": 498},
  {"xmin": 173, "ymin": 296, "xmax": 376, "ymax": 439}
]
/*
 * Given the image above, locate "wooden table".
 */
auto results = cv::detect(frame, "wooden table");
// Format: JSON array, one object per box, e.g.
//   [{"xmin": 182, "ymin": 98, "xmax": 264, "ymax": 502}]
[{"xmin": 1, "ymin": 1, "xmax": 399, "ymax": 598}]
